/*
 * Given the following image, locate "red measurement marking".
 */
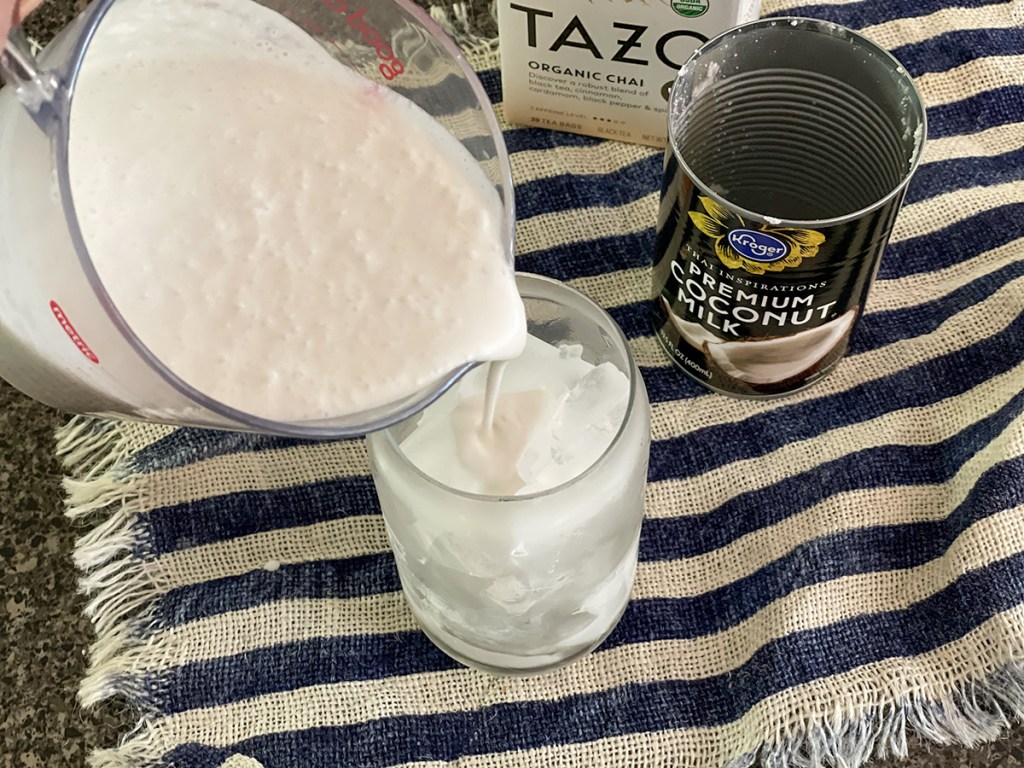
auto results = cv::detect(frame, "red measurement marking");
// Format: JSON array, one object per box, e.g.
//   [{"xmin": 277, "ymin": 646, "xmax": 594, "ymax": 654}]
[
  {"xmin": 320, "ymin": 0, "xmax": 405, "ymax": 80},
  {"xmin": 50, "ymin": 301, "xmax": 99, "ymax": 364}
]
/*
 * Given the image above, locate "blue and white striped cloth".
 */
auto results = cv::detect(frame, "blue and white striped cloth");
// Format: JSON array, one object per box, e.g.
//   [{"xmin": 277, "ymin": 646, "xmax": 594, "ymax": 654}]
[{"xmin": 64, "ymin": 1, "xmax": 1024, "ymax": 766}]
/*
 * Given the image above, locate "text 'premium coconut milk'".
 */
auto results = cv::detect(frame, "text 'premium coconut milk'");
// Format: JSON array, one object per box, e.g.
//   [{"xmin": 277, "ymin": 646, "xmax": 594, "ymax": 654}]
[{"xmin": 497, "ymin": 0, "xmax": 760, "ymax": 147}]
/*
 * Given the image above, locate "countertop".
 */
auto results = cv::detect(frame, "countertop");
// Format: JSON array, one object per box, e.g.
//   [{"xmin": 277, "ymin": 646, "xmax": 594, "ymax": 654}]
[{"xmin": 1, "ymin": 1, "xmax": 1022, "ymax": 766}]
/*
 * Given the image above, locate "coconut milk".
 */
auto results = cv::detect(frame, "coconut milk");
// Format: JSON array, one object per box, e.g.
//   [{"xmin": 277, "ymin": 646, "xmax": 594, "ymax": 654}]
[{"xmin": 0, "ymin": 0, "xmax": 526, "ymax": 428}]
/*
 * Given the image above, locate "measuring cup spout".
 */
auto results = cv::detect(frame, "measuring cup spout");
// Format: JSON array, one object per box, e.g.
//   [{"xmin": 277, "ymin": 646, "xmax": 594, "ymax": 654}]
[{"xmin": 0, "ymin": 26, "xmax": 60, "ymax": 131}]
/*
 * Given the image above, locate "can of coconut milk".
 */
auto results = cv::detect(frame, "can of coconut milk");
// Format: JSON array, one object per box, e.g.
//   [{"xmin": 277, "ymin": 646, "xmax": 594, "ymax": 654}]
[{"xmin": 652, "ymin": 18, "xmax": 926, "ymax": 397}]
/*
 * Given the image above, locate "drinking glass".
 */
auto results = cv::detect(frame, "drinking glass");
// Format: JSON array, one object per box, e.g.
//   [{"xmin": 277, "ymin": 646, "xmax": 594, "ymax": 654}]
[{"xmin": 368, "ymin": 273, "xmax": 651, "ymax": 675}]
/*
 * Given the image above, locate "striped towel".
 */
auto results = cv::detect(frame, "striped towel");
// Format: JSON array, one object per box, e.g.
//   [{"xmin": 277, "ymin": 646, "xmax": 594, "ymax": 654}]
[{"xmin": 63, "ymin": 1, "xmax": 1024, "ymax": 766}]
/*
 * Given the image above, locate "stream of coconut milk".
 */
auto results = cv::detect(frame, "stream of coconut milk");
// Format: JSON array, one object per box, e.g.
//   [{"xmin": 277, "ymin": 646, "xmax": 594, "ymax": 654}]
[
  {"xmin": 403, "ymin": 335, "xmax": 632, "ymax": 497},
  {"xmin": 450, "ymin": 361, "xmax": 549, "ymax": 496}
]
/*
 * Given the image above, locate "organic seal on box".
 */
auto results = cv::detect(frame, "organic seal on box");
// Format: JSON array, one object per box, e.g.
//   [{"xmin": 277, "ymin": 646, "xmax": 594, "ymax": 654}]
[{"xmin": 497, "ymin": 0, "xmax": 760, "ymax": 147}]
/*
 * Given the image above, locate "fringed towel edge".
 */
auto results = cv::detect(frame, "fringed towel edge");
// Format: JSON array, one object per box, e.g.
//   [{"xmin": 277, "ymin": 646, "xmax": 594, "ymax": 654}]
[
  {"xmin": 59, "ymin": 415, "xmax": 170, "ymax": 768},
  {"xmin": 728, "ymin": 657, "xmax": 1024, "ymax": 768}
]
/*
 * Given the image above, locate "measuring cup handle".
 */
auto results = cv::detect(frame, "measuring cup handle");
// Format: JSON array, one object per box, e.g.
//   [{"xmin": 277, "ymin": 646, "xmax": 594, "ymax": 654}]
[{"xmin": 1, "ymin": 26, "xmax": 61, "ymax": 131}]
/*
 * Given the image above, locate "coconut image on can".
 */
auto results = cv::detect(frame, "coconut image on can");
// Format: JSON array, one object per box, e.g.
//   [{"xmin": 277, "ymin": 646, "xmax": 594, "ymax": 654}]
[{"xmin": 660, "ymin": 295, "xmax": 859, "ymax": 393}]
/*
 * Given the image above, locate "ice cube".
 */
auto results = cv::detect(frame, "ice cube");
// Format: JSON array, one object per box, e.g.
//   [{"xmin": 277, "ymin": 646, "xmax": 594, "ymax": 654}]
[
  {"xmin": 515, "ymin": 415, "xmax": 554, "ymax": 489},
  {"xmin": 457, "ymin": 336, "xmax": 573, "ymax": 398},
  {"xmin": 558, "ymin": 343, "xmax": 584, "ymax": 360},
  {"xmin": 527, "ymin": 362, "xmax": 630, "ymax": 490},
  {"xmin": 399, "ymin": 395, "xmax": 487, "ymax": 494},
  {"xmin": 485, "ymin": 575, "xmax": 533, "ymax": 613}
]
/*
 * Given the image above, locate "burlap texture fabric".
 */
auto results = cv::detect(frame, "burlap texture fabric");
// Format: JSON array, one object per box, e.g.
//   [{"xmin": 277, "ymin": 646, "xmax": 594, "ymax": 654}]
[{"xmin": 58, "ymin": 1, "xmax": 1024, "ymax": 766}]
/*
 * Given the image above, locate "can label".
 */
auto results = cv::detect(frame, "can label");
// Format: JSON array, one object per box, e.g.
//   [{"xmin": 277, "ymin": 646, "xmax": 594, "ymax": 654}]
[{"xmin": 651, "ymin": 150, "xmax": 902, "ymax": 397}]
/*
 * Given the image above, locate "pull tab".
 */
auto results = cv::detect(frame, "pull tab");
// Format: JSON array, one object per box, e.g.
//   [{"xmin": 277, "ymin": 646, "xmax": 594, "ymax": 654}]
[{"xmin": 0, "ymin": 26, "xmax": 61, "ymax": 131}]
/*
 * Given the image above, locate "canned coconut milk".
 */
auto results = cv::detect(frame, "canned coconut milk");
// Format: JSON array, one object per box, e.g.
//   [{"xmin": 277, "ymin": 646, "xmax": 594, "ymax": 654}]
[{"xmin": 652, "ymin": 18, "xmax": 926, "ymax": 397}]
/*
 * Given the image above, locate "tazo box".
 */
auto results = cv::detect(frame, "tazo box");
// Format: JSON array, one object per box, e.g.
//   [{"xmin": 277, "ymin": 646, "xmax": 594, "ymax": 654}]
[{"xmin": 497, "ymin": 0, "xmax": 760, "ymax": 147}]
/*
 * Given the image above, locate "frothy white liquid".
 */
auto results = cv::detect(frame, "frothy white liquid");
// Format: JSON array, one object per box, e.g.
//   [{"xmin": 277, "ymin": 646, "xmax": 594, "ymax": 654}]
[
  {"xmin": 401, "ymin": 336, "xmax": 631, "ymax": 496},
  {"xmin": 68, "ymin": 0, "xmax": 525, "ymax": 422}
]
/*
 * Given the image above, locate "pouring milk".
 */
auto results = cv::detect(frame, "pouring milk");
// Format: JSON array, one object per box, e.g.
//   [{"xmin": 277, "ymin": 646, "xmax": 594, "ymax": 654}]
[{"xmin": 0, "ymin": 0, "xmax": 526, "ymax": 425}]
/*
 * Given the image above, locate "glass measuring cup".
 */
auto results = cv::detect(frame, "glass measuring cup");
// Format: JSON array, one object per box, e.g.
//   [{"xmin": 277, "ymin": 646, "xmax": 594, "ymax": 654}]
[{"xmin": 0, "ymin": 0, "xmax": 514, "ymax": 439}]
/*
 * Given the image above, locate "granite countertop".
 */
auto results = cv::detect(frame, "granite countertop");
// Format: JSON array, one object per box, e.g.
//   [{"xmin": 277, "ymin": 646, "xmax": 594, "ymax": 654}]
[{"xmin": 1, "ymin": 1, "xmax": 1022, "ymax": 766}]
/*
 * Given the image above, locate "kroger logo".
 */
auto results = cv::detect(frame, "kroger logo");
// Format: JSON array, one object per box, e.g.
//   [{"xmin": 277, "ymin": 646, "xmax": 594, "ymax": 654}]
[{"xmin": 727, "ymin": 229, "xmax": 790, "ymax": 263}]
